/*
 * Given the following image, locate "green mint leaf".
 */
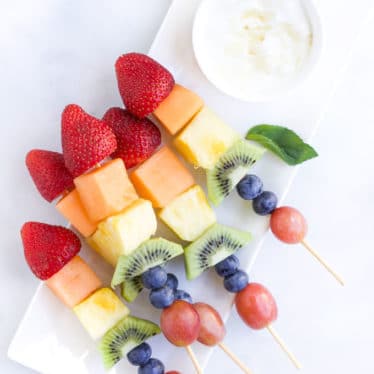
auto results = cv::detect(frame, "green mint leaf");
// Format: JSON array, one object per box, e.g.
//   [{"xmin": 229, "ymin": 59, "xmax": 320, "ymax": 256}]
[{"xmin": 246, "ymin": 124, "xmax": 318, "ymax": 165}]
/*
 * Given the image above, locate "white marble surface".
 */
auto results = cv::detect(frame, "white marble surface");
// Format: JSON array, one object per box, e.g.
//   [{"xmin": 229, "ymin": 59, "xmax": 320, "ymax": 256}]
[{"xmin": 1, "ymin": 1, "xmax": 374, "ymax": 373}]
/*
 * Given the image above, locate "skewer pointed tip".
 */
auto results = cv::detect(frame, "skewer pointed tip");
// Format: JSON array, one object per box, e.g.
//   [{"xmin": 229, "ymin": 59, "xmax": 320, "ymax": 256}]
[
  {"xmin": 185, "ymin": 345, "xmax": 203, "ymax": 374},
  {"xmin": 301, "ymin": 239, "xmax": 344, "ymax": 286},
  {"xmin": 218, "ymin": 342, "xmax": 254, "ymax": 374},
  {"xmin": 266, "ymin": 324, "xmax": 302, "ymax": 369}
]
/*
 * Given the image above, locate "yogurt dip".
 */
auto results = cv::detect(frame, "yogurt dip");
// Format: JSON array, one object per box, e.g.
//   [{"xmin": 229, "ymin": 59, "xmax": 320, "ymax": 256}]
[{"xmin": 193, "ymin": 0, "xmax": 316, "ymax": 101}]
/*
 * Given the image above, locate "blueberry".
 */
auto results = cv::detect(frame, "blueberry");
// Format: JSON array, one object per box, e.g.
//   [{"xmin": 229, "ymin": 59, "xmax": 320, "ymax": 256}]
[
  {"xmin": 215, "ymin": 255, "xmax": 240, "ymax": 277},
  {"xmin": 149, "ymin": 286, "xmax": 175, "ymax": 309},
  {"xmin": 252, "ymin": 191, "xmax": 278, "ymax": 215},
  {"xmin": 127, "ymin": 343, "xmax": 152, "ymax": 366},
  {"xmin": 142, "ymin": 266, "xmax": 167, "ymax": 290},
  {"xmin": 174, "ymin": 289, "xmax": 193, "ymax": 303},
  {"xmin": 236, "ymin": 174, "xmax": 263, "ymax": 200},
  {"xmin": 165, "ymin": 273, "xmax": 178, "ymax": 290},
  {"xmin": 138, "ymin": 358, "xmax": 165, "ymax": 374},
  {"xmin": 224, "ymin": 270, "xmax": 249, "ymax": 293}
]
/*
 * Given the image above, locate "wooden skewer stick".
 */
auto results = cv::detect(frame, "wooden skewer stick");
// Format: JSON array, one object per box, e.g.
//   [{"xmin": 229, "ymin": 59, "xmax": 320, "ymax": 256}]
[
  {"xmin": 218, "ymin": 342, "xmax": 254, "ymax": 374},
  {"xmin": 301, "ymin": 240, "xmax": 344, "ymax": 286},
  {"xmin": 185, "ymin": 345, "xmax": 203, "ymax": 374},
  {"xmin": 266, "ymin": 324, "xmax": 301, "ymax": 369}
]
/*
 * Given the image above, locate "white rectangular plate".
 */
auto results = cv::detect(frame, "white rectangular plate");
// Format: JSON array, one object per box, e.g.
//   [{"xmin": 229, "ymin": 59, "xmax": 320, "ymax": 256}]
[{"xmin": 8, "ymin": 0, "xmax": 372, "ymax": 373}]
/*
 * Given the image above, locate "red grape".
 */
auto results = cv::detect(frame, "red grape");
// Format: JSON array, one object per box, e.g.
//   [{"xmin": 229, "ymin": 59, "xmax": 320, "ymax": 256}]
[
  {"xmin": 235, "ymin": 283, "xmax": 278, "ymax": 330},
  {"xmin": 161, "ymin": 300, "xmax": 200, "ymax": 346},
  {"xmin": 193, "ymin": 302, "xmax": 226, "ymax": 346},
  {"xmin": 270, "ymin": 206, "xmax": 307, "ymax": 244}
]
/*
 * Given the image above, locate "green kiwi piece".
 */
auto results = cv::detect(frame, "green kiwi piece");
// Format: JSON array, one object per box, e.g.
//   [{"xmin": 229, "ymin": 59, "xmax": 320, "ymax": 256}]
[
  {"xmin": 184, "ymin": 223, "xmax": 252, "ymax": 280},
  {"xmin": 99, "ymin": 315, "xmax": 161, "ymax": 369},
  {"xmin": 121, "ymin": 276, "xmax": 143, "ymax": 302},
  {"xmin": 112, "ymin": 238, "xmax": 183, "ymax": 287},
  {"xmin": 207, "ymin": 139, "xmax": 265, "ymax": 206}
]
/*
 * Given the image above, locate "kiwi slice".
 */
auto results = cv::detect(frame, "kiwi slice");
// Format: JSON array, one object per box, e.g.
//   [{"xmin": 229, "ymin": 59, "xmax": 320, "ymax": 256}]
[
  {"xmin": 112, "ymin": 238, "xmax": 183, "ymax": 287},
  {"xmin": 207, "ymin": 140, "xmax": 265, "ymax": 206},
  {"xmin": 121, "ymin": 276, "xmax": 143, "ymax": 302},
  {"xmin": 99, "ymin": 315, "xmax": 161, "ymax": 369},
  {"xmin": 184, "ymin": 223, "xmax": 252, "ymax": 280}
]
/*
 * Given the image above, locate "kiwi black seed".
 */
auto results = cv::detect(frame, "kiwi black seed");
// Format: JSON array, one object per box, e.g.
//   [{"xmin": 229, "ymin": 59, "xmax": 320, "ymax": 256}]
[
  {"xmin": 99, "ymin": 315, "xmax": 161, "ymax": 369},
  {"xmin": 121, "ymin": 276, "xmax": 144, "ymax": 303},
  {"xmin": 207, "ymin": 139, "xmax": 265, "ymax": 206},
  {"xmin": 184, "ymin": 223, "xmax": 252, "ymax": 280},
  {"xmin": 112, "ymin": 238, "xmax": 183, "ymax": 287}
]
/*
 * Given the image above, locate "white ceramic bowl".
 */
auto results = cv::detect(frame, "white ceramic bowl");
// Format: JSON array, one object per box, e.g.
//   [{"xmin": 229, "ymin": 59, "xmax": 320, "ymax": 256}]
[{"xmin": 192, "ymin": 0, "xmax": 323, "ymax": 102}]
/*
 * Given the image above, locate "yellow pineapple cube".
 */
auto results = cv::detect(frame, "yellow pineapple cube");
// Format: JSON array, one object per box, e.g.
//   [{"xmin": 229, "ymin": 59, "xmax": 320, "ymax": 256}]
[
  {"xmin": 73, "ymin": 288, "xmax": 129, "ymax": 340},
  {"xmin": 88, "ymin": 199, "xmax": 157, "ymax": 266},
  {"xmin": 174, "ymin": 107, "xmax": 240, "ymax": 169},
  {"xmin": 159, "ymin": 185, "xmax": 216, "ymax": 241}
]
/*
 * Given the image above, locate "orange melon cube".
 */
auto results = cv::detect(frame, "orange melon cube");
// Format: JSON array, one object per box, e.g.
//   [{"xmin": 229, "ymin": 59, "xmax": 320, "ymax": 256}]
[
  {"xmin": 74, "ymin": 158, "xmax": 138, "ymax": 222},
  {"xmin": 153, "ymin": 84, "xmax": 204, "ymax": 135},
  {"xmin": 130, "ymin": 147, "xmax": 195, "ymax": 208},
  {"xmin": 56, "ymin": 189, "xmax": 98, "ymax": 237},
  {"xmin": 46, "ymin": 256, "xmax": 102, "ymax": 308}
]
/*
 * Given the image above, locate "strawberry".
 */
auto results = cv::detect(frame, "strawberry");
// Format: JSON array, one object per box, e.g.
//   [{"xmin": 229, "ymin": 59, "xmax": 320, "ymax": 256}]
[
  {"xmin": 61, "ymin": 104, "xmax": 117, "ymax": 177},
  {"xmin": 25, "ymin": 149, "xmax": 74, "ymax": 202},
  {"xmin": 103, "ymin": 107, "xmax": 161, "ymax": 169},
  {"xmin": 21, "ymin": 222, "xmax": 81, "ymax": 280},
  {"xmin": 115, "ymin": 53, "xmax": 175, "ymax": 118}
]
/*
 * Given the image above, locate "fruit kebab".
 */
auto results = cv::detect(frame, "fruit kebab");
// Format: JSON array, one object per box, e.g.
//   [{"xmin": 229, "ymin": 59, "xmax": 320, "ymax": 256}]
[
  {"xmin": 26, "ymin": 52, "xmax": 313, "ymax": 371},
  {"xmin": 19, "ymin": 222, "xmax": 172, "ymax": 373},
  {"xmin": 114, "ymin": 52, "xmax": 343, "ymax": 286}
]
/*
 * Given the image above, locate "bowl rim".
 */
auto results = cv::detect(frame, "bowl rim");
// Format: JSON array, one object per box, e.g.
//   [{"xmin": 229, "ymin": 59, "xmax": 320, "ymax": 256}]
[{"xmin": 192, "ymin": 0, "xmax": 324, "ymax": 103}]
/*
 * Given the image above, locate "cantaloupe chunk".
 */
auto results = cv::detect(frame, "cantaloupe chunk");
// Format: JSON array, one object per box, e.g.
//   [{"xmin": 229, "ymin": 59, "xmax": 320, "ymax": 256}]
[
  {"xmin": 174, "ymin": 107, "xmax": 240, "ymax": 169},
  {"xmin": 46, "ymin": 256, "xmax": 102, "ymax": 308},
  {"xmin": 153, "ymin": 84, "xmax": 204, "ymax": 135},
  {"xmin": 159, "ymin": 185, "xmax": 216, "ymax": 241},
  {"xmin": 89, "ymin": 199, "xmax": 157, "ymax": 266},
  {"xmin": 130, "ymin": 147, "xmax": 195, "ymax": 208},
  {"xmin": 74, "ymin": 159, "xmax": 138, "ymax": 222},
  {"xmin": 73, "ymin": 288, "xmax": 129, "ymax": 340},
  {"xmin": 56, "ymin": 189, "xmax": 98, "ymax": 237}
]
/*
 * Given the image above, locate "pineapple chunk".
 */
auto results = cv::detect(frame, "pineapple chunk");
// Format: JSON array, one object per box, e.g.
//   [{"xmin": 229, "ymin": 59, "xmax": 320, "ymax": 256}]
[
  {"xmin": 174, "ymin": 107, "xmax": 240, "ymax": 169},
  {"xmin": 88, "ymin": 199, "xmax": 157, "ymax": 266},
  {"xmin": 159, "ymin": 185, "xmax": 216, "ymax": 241},
  {"xmin": 73, "ymin": 288, "xmax": 129, "ymax": 340}
]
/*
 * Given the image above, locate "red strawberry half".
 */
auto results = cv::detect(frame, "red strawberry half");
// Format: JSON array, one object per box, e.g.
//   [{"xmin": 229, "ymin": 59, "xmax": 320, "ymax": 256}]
[
  {"xmin": 26, "ymin": 149, "xmax": 74, "ymax": 202},
  {"xmin": 21, "ymin": 222, "xmax": 81, "ymax": 280},
  {"xmin": 103, "ymin": 107, "xmax": 161, "ymax": 169},
  {"xmin": 61, "ymin": 104, "xmax": 117, "ymax": 177},
  {"xmin": 115, "ymin": 53, "xmax": 175, "ymax": 118}
]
